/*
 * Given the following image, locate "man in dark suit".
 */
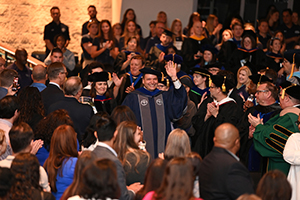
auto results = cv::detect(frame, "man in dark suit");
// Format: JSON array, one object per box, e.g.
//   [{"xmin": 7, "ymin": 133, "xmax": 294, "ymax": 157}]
[
  {"xmin": 41, "ymin": 62, "xmax": 66, "ymax": 113},
  {"xmin": 93, "ymin": 116, "xmax": 142, "ymax": 200},
  {"xmin": 48, "ymin": 76, "xmax": 93, "ymax": 143},
  {"xmin": 199, "ymin": 123, "xmax": 254, "ymax": 200}
]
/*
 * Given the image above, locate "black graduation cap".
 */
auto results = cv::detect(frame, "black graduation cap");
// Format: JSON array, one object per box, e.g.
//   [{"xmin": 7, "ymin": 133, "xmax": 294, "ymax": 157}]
[
  {"xmin": 204, "ymin": 62, "xmax": 223, "ymax": 70},
  {"xmin": 190, "ymin": 67, "xmax": 211, "ymax": 77},
  {"xmin": 211, "ymin": 75, "xmax": 233, "ymax": 93},
  {"xmin": 158, "ymin": 76, "xmax": 170, "ymax": 87},
  {"xmin": 179, "ymin": 75, "xmax": 194, "ymax": 89},
  {"xmin": 164, "ymin": 54, "xmax": 183, "ymax": 64},
  {"xmin": 249, "ymin": 74, "xmax": 272, "ymax": 85},
  {"xmin": 162, "ymin": 29, "xmax": 174, "ymax": 37},
  {"xmin": 200, "ymin": 44, "xmax": 218, "ymax": 55},
  {"xmin": 140, "ymin": 67, "xmax": 161, "ymax": 77},
  {"xmin": 242, "ymin": 30, "xmax": 257, "ymax": 40},
  {"xmin": 279, "ymin": 81, "xmax": 300, "ymax": 100},
  {"xmin": 284, "ymin": 49, "xmax": 300, "ymax": 64},
  {"xmin": 88, "ymin": 72, "xmax": 111, "ymax": 82}
]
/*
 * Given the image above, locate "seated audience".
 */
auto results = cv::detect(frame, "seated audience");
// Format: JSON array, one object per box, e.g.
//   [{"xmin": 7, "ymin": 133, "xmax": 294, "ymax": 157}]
[
  {"xmin": 274, "ymin": 30, "xmax": 287, "ymax": 55},
  {"xmin": 44, "ymin": 125, "xmax": 78, "ymax": 200},
  {"xmin": 171, "ymin": 19, "xmax": 185, "ymax": 52},
  {"xmin": 266, "ymin": 37, "xmax": 284, "ymax": 73},
  {"xmin": 236, "ymin": 65, "xmax": 252, "ymax": 101}
]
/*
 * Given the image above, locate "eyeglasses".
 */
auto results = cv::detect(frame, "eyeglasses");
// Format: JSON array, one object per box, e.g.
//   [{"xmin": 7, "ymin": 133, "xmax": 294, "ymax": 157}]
[
  {"xmin": 296, "ymin": 121, "xmax": 300, "ymax": 126},
  {"xmin": 256, "ymin": 90, "xmax": 269, "ymax": 94}
]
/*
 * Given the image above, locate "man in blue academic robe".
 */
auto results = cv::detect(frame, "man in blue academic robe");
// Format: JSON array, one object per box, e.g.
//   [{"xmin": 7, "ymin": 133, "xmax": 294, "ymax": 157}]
[{"xmin": 122, "ymin": 62, "xmax": 187, "ymax": 158}]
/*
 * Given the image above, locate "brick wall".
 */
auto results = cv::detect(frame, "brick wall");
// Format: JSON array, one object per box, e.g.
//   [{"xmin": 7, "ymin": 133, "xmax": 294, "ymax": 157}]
[{"xmin": 0, "ymin": 0, "xmax": 112, "ymax": 59}]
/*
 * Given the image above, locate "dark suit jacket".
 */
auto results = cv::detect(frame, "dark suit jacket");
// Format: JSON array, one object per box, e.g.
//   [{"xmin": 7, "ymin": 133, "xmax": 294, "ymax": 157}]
[
  {"xmin": 199, "ymin": 147, "xmax": 254, "ymax": 200},
  {"xmin": 48, "ymin": 97, "xmax": 93, "ymax": 143},
  {"xmin": 93, "ymin": 145, "xmax": 135, "ymax": 200},
  {"xmin": 41, "ymin": 83, "xmax": 64, "ymax": 114}
]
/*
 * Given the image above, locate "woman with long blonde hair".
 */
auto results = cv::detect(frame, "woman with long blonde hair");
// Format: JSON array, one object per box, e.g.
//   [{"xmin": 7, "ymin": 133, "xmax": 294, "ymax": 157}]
[
  {"xmin": 114, "ymin": 121, "xmax": 150, "ymax": 185},
  {"xmin": 171, "ymin": 19, "xmax": 186, "ymax": 51},
  {"xmin": 236, "ymin": 66, "xmax": 252, "ymax": 101}
]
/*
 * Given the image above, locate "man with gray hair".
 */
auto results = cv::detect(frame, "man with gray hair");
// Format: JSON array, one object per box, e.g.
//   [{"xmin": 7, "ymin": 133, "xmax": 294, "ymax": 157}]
[
  {"xmin": 48, "ymin": 76, "xmax": 93, "ymax": 143},
  {"xmin": 30, "ymin": 65, "xmax": 47, "ymax": 92}
]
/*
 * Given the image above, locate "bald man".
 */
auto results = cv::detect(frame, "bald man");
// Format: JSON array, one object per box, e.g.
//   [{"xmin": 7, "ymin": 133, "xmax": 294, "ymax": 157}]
[
  {"xmin": 30, "ymin": 64, "xmax": 47, "ymax": 92},
  {"xmin": 199, "ymin": 123, "xmax": 254, "ymax": 200}
]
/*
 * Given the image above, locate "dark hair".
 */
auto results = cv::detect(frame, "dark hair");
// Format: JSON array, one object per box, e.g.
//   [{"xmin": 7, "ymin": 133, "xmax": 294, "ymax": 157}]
[
  {"xmin": 16, "ymin": 87, "xmax": 45, "ymax": 128},
  {"xmin": 95, "ymin": 115, "xmax": 116, "ymax": 141},
  {"xmin": 111, "ymin": 105, "xmax": 136, "ymax": 125},
  {"xmin": 242, "ymin": 34, "xmax": 257, "ymax": 49},
  {"xmin": 87, "ymin": 61, "xmax": 104, "ymax": 74},
  {"xmin": 0, "ymin": 69, "xmax": 18, "ymax": 87},
  {"xmin": 126, "ymin": 36, "xmax": 140, "ymax": 49},
  {"xmin": 9, "ymin": 122, "xmax": 33, "ymax": 153},
  {"xmin": 0, "ymin": 167, "xmax": 14, "ymax": 198},
  {"xmin": 155, "ymin": 157, "xmax": 194, "ymax": 200},
  {"xmin": 135, "ymin": 158, "xmax": 168, "ymax": 200},
  {"xmin": 50, "ymin": 47, "xmax": 63, "ymax": 56},
  {"xmin": 121, "ymin": 8, "xmax": 136, "ymax": 25},
  {"xmin": 88, "ymin": 5, "xmax": 96, "ymax": 10},
  {"xmin": 149, "ymin": 20, "xmax": 157, "ymax": 26},
  {"xmin": 256, "ymin": 170, "xmax": 291, "ymax": 200},
  {"xmin": 44, "ymin": 125, "xmax": 78, "ymax": 192},
  {"xmin": 34, "ymin": 109, "xmax": 73, "ymax": 151},
  {"xmin": 232, "ymin": 22, "xmax": 243, "ymax": 30},
  {"xmin": 47, "ymin": 62, "xmax": 65, "ymax": 80},
  {"xmin": 217, "ymin": 70, "xmax": 236, "ymax": 89},
  {"xmin": 186, "ymin": 152, "xmax": 202, "ymax": 177},
  {"xmin": 263, "ymin": 68, "xmax": 278, "ymax": 84},
  {"xmin": 9, "ymin": 153, "xmax": 41, "ymax": 200},
  {"xmin": 82, "ymin": 112, "xmax": 109, "ymax": 148},
  {"xmin": 54, "ymin": 34, "xmax": 66, "ymax": 46},
  {"xmin": 97, "ymin": 20, "xmax": 115, "ymax": 48},
  {"xmin": 61, "ymin": 151, "xmax": 98, "ymax": 200},
  {"xmin": 77, "ymin": 159, "xmax": 120, "ymax": 199},
  {"xmin": 0, "ymin": 95, "xmax": 19, "ymax": 119},
  {"xmin": 283, "ymin": 8, "xmax": 292, "ymax": 16},
  {"xmin": 258, "ymin": 19, "xmax": 268, "ymax": 27},
  {"xmin": 50, "ymin": 6, "xmax": 60, "ymax": 12}
]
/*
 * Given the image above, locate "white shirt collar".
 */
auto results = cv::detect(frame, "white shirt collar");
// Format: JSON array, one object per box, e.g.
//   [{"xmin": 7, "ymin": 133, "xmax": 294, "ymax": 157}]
[
  {"xmin": 49, "ymin": 82, "xmax": 61, "ymax": 89},
  {"xmin": 225, "ymin": 149, "xmax": 240, "ymax": 161},
  {"xmin": 0, "ymin": 119, "xmax": 13, "ymax": 128},
  {"xmin": 96, "ymin": 141, "xmax": 118, "ymax": 157}
]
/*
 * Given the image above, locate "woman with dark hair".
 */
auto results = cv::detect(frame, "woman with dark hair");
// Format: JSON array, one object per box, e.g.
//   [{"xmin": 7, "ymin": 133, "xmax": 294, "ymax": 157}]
[
  {"xmin": 88, "ymin": 71, "xmax": 117, "ymax": 115},
  {"xmin": 266, "ymin": 8, "xmax": 280, "ymax": 36},
  {"xmin": 16, "ymin": 86, "xmax": 45, "ymax": 130},
  {"xmin": 274, "ymin": 30, "xmax": 286, "ymax": 56},
  {"xmin": 91, "ymin": 20, "xmax": 119, "ymax": 66},
  {"xmin": 113, "ymin": 23, "xmax": 122, "ymax": 43},
  {"xmin": 135, "ymin": 158, "xmax": 168, "ymax": 200},
  {"xmin": 143, "ymin": 157, "xmax": 203, "ymax": 200},
  {"xmin": 60, "ymin": 151, "xmax": 97, "ymax": 200},
  {"xmin": 256, "ymin": 170, "xmax": 291, "ymax": 200},
  {"xmin": 8, "ymin": 153, "xmax": 55, "ymax": 200},
  {"xmin": 118, "ymin": 20, "xmax": 143, "ymax": 52},
  {"xmin": 265, "ymin": 37, "xmax": 283, "ymax": 73},
  {"xmin": 183, "ymin": 12, "xmax": 201, "ymax": 36},
  {"xmin": 121, "ymin": 8, "xmax": 142, "ymax": 37},
  {"xmin": 44, "ymin": 34, "xmax": 75, "ymax": 73},
  {"xmin": 114, "ymin": 121, "xmax": 150, "ymax": 185},
  {"xmin": 67, "ymin": 159, "xmax": 120, "ymax": 200},
  {"xmin": 111, "ymin": 105, "xmax": 136, "ymax": 126},
  {"xmin": 229, "ymin": 30, "xmax": 267, "ymax": 75},
  {"xmin": 44, "ymin": 125, "xmax": 78, "ymax": 200},
  {"xmin": 34, "ymin": 109, "xmax": 74, "ymax": 166},
  {"xmin": 114, "ymin": 36, "xmax": 143, "ymax": 75}
]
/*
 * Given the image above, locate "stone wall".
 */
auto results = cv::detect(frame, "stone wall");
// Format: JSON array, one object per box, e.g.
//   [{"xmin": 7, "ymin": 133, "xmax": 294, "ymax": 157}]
[{"xmin": 0, "ymin": 0, "xmax": 113, "ymax": 60}]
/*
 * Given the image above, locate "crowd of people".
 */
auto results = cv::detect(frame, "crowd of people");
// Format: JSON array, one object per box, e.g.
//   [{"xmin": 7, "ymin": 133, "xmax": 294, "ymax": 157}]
[{"xmin": 0, "ymin": 4, "xmax": 300, "ymax": 200}]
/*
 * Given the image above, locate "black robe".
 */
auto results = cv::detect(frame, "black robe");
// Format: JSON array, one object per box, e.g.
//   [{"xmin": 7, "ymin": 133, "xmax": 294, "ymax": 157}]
[
  {"xmin": 181, "ymin": 37, "xmax": 211, "ymax": 72},
  {"xmin": 192, "ymin": 97, "xmax": 242, "ymax": 158}
]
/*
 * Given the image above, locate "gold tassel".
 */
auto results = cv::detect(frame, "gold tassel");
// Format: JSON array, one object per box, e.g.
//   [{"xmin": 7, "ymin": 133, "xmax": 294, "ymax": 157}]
[
  {"xmin": 289, "ymin": 53, "xmax": 296, "ymax": 80},
  {"xmin": 257, "ymin": 74, "xmax": 262, "ymax": 87},
  {"xmin": 281, "ymin": 83, "xmax": 296, "ymax": 99},
  {"xmin": 222, "ymin": 76, "xmax": 226, "ymax": 92},
  {"xmin": 209, "ymin": 76, "xmax": 212, "ymax": 87},
  {"xmin": 166, "ymin": 79, "xmax": 169, "ymax": 87},
  {"xmin": 161, "ymin": 72, "xmax": 164, "ymax": 82},
  {"xmin": 108, "ymin": 72, "xmax": 112, "ymax": 81},
  {"xmin": 172, "ymin": 53, "xmax": 175, "ymax": 68}
]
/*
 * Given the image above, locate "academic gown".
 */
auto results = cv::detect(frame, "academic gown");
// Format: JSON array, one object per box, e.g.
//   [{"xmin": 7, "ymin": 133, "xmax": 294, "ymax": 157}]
[
  {"xmin": 192, "ymin": 97, "xmax": 242, "ymax": 158},
  {"xmin": 265, "ymin": 52, "xmax": 283, "ymax": 72},
  {"xmin": 253, "ymin": 107, "xmax": 300, "ymax": 175},
  {"xmin": 116, "ymin": 72, "xmax": 143, "ymax": 105},
  {"xmin": 189, "ymin": 86, "xmax": 210, "ymax": 106},
  {"xmin": 114, "ymin": 51, "xmax": 141, "ymax": 75},
  {"xmin": 228, "ymin": 48, "xmax": 267, "ymax": 75},
  {"xmin": 122, "ymin": 86, "xmax": 187, "ymax": 158},
  {"xmin": 181, "ymin": 37, "xmax": 211, "ymax": 73},
  {"xmin": 218, "ymin": 40, "xmax": 238, "ymax": 68},
  {"xmin": 146, "ymin": 44, "xmax": 172, "ymax": 73},
  {"xmin": 93, "ymin": 95, "xmax": 117, "ymax": 115},
  {"xmin": 238, "ymin": 103, "xmax": 282, "ymax": 172}
]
